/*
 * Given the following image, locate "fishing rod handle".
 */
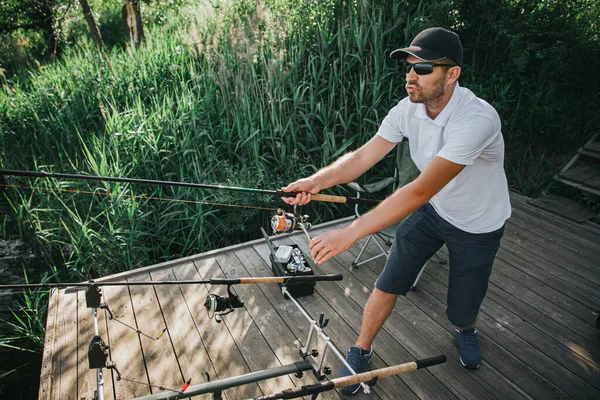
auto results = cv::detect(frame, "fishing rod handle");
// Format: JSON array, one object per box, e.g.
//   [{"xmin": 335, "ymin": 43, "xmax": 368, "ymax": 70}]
[
  {"xmin": 313, "ymin": 193, "xmax": 381, "ymax": 207},
  {"xmin": 254, "ymin": 355, "xmax": 446, "ymax": 400},
  {"xmin": 276, "ymin": 190, "xmax": 380, "ymax": 206},
  {"xmin": 232, "ymin": 274, "xmax": 343, "ymax": 285},
  {"xmin": 276, "ymin": 191, "xmax": 346, "ymax": 204},
  {"xmin": 331, "ymin": 355, "xmax": 447, "ymax": 388}
]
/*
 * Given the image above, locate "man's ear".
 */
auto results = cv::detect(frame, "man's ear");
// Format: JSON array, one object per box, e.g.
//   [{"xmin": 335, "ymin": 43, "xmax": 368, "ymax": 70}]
[{"xmin": 447, "ymin": 66, "xmax": 461, "ymax": 84}]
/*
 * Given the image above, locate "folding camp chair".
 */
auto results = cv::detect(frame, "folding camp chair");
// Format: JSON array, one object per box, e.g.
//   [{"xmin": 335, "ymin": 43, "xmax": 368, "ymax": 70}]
[{"xmin": 347, "ymin": 138, "xmax": 446, "ymax": 290}]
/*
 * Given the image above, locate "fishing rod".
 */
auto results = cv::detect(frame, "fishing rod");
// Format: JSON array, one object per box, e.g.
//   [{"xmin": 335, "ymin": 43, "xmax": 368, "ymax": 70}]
[
  {"xmin": 0, "ymin": 274, "xmax": 343, "ymax": 290},
  {"xmin": 0, "ymin": 169, "xmax": 380, "ymax": 206},
  {"xmin": 254, "ymin": 355, "xmax": 447, "ymax": 400}
]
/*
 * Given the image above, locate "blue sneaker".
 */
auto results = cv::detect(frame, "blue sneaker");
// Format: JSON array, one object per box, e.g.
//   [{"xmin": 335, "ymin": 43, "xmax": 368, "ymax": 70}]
[
  {"xmin": 339, "ymin": 346, "xmax": 373, "ymax": 394},
  {"xmin": 455, "ymin": 328, "xmax": 481, "ymax": 369}
]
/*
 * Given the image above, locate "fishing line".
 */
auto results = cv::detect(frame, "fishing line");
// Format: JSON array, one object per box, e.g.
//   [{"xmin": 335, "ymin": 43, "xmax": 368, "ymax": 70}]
[{"xmin": 117, "ymin": 376, "xmax": 184, "ymax": 394}]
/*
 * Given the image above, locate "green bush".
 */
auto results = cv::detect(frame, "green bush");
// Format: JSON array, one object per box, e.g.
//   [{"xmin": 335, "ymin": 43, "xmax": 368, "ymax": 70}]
[{"xmin": 2, "ymin": 0, "xmax": 599, "ymax": 277}]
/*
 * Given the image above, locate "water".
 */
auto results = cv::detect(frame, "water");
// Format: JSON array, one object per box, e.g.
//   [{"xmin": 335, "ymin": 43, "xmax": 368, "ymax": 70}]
[{"xmin": 0, "ymin": 201, "xmax": 45, "ymax": 399}]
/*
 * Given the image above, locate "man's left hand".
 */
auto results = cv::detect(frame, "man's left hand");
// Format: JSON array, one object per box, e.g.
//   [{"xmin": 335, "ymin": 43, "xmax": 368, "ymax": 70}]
[{"xmin": 309, "ymin": 227, "xmax": 358, "ymax": 264}]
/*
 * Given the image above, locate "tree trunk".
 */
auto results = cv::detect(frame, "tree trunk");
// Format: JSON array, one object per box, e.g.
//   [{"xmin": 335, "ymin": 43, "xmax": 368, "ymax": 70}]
[
  {"xmin": 40, "ymin": 0, "xmax": 61, "ymax": 59},
  {"xmin": 122, "ymin": 0, "xmax": 144, "ymax": 47},
  {"xmin": 79, "ymin": 0, "xmax": 105, "ymax": 50}
]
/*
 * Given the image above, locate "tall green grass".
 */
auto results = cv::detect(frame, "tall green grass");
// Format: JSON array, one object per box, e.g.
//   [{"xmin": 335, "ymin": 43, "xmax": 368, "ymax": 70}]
[
  {"xmin": 1, "ymin": 0, "xmax": 598, "ymax": 286},
  {"xmin": 1, "ymin": 0, "xmax": 432, "ymax": 279}
]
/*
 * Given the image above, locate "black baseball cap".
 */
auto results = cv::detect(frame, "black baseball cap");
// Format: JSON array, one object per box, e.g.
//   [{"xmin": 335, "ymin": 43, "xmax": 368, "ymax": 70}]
[{"xmin": 390, "ymin": 27, "xmax": 463, "ymax": 65}]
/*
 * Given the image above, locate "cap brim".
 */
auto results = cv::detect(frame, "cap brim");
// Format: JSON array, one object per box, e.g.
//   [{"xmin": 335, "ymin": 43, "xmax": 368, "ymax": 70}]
[{"xmin": 390, "ymin": 46, "xmax": 446, "ymax": 61}]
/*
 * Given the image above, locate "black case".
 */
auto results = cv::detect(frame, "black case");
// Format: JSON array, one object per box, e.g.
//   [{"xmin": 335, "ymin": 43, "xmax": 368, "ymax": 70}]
[{"xmin": 269, "ymin": 244, "xmax": 315, "ymax": 298}]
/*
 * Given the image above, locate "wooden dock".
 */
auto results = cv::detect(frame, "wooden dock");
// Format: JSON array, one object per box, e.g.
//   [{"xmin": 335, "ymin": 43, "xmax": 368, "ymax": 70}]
[{"xmin": 39, "ymin": 192, "xmax": 600, "ymax": 399}]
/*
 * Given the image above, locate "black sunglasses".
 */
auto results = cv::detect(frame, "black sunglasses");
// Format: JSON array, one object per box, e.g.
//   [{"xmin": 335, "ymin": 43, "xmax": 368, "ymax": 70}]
[{"xmin": 405, "ymin": 62, "xmax": 456, "ymax": 75}]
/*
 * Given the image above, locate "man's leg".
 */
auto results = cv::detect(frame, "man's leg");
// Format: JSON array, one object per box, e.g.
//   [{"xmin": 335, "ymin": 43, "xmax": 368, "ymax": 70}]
[
  {"xmin": 443, "ymin": 220, "xmax": 505, "ymax": 369},
  {"xmin": 339, "ymin": 205, "xmax": 443, "ymax": 394},
  {"xmin": 355, "ymin": 288, "xmax": 398, "ymax": 350}
]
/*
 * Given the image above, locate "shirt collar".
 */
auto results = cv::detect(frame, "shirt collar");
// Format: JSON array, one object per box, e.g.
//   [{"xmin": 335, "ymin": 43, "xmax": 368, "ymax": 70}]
[{"xmin": 415, "ymin": 82, "xmax": 462, "ymax": 127}]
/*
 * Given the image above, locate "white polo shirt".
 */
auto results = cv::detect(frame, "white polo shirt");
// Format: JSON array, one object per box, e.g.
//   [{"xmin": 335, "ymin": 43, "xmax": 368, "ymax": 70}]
[{"xmin": 377, "ymin": 83, "xmax": 511, "ymax": 233}]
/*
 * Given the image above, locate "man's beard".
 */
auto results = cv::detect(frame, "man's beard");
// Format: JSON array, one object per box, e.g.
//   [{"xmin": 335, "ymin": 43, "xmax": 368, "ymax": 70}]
[{"xmin": 408, "ymin": 74, "xmax": 447, "ymax": 105}]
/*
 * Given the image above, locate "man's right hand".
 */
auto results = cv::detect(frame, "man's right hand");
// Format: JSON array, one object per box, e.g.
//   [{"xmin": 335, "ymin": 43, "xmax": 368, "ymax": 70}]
[{"xmin": 281, "ymin": 178, "xmax": 321, "ymax": 206}]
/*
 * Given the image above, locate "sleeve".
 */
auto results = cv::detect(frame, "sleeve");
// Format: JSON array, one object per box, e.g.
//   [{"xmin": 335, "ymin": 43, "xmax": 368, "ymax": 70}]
[
  {"xmin": 437, "ymin": 115, "xmax": 498, "ymax": 166},
  {"xmin": 376, "ymin": 102, "xmax": 405, "ymax": 143}
]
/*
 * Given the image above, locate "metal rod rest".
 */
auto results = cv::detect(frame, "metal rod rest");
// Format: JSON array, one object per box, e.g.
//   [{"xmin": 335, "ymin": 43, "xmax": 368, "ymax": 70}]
[
  {"xmin": 282, "ymin": 288, "xmax": 371, "ymax": 393},
  {"xmin": 132, "ymin": 360, "xmax": 313, "ymax": 400}
]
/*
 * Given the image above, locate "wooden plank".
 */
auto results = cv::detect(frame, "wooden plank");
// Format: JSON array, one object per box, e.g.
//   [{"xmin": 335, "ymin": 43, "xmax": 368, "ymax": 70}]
[
  {"xmin": 432, "ymin": 261, "xmax": 600, "ymax": 390},
  {"xmin": 496, "ymin": 246, "xmax": 600, "ymax": 311},
  {"xmin": 51, "ymin": 289, "xmax": 78, "ymax": 400},
  {"xmin": 252, "ymin": 236, "xmax": 400, "ymax": 400},
  {"xmin": 102, "ymin": 284, "xmax": 148, "ymax": 398},
  {"xmin": 422, "ymin": 263, "xmax": 600, "ymax": 399},
  {"xmin": 214, "ymin": 251, "xmax": 301, "ymax": 398},
  {"xmin": 502, "ymin": 226, "xmax": 600, "ymax": 285},
  {"xmin": 343, "ymin": 212, "xmax": 600, "ymax": 394},
  {"xmin": 559, "ymin": 165, "xmax": 599, "ymax": 183},
  {"xmin": 526, "ymin": 195, "xmax": 597, "ymax": 222},
  {"xmin": 504, "ymin": 225, "xmax": 600, "ymax": 292},
  {"xmin": 286, "ymin": 230, "xmax": 497, "ymax": 400},
  {"xmin": 346, "ymin": 223, "xmax": 599, "ymax": 352},
  {"xmin": 416, "ymin": 267, "xmax": 573, "ymax": 399},
  {"xmin": 76, "ymin": 289, "xmax": 94, "ymax": 400},
  {"xmin": 492, "ymin": 257, "xmax": 600, "ymax": 344},
  {"xmin": 510, "ymin": 191, "xmax": 600, "ymax": 237},
  {"xmin": 168, "ymin": 261, "xmax": 236, "ymax": 400},
  {"xmin": 126, "ymin": 273, "xmax": 183, "ymax": 395},
  {"xmin": 509, "ymin": 202, "xmax": 600, "ymax": 256},
  {"xmin": 342, "ymin": 229, "xmax": 572, "ymax": 400},
  {"xmin": 39, "ymin": 288, "xmax": 59, "ymax": 399},
  {"xmin": 221, "ymin": 246, "xmax": 342, "ymax": 399},
  {"xmin": 583, "ymin": 133, "xmax": 600, "ymax": 154},
  {"xmin": 149, "ymin": 266, "xmax": 219, "ymax": 398},
  {"xmin": 233, "ymin": 244, "xmax": 346, "ymax": 400},
  {"xmin": 487, "ymin": 262, "xmax": 600, "ymax": 367},
  {"xmin": 508, "ymin": 208, "xmax": 600, "ymax": 262},
  {"xmin": 321, "ymin": 233, "xmax": 532, "ymax": 400},
  {"xmin": 501, "ymin": 230, "xmax": 600, "ymax": 301},
  {"xmin": 193, "ymin": 256, "xmax": 261, "ymax": 399},
  {"xmin": 76, "ymin": 288, "xmax": 115, "ymax": 400}
]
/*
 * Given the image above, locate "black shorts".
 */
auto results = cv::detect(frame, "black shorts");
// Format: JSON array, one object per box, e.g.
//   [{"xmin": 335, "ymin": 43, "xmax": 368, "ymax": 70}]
[{"xmin": 375, "ymin": 203, "xmax": 504, "ymax": 327}]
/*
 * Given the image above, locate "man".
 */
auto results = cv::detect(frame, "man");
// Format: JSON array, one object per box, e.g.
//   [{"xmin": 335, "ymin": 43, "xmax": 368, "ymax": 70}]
[{"xmin": 282, "ymin": 27, "xmax": 511, "ymax": 394}]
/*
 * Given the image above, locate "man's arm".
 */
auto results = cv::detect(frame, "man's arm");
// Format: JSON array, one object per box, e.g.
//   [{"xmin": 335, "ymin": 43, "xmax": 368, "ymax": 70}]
[
  {"xmin": 309, "ymin": 156, "xmax": 466, "ymax": 263},
  {"xmin": 282, "ymin": 136, "xmax": 397, "ymax": 205}
]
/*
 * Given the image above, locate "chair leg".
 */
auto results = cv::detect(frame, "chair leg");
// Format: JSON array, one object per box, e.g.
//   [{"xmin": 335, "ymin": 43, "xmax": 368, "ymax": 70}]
[
  {"xmin": 372, "ymin": 235, "xmax": 390, "ymax": 257},
  {"xmin": 352, "ymin": 235, "xmax": 390, "ymax": 268},
  {"xmin": 410, "ymin": 265, "xmax": 426, "ymax": 291},
  {"xmin": 352, "ymin": 235, "xmax": 372, "ymax": 267},
  {"xmin": 434, "ymin": 245, "xmax": 447, "ymax": 264}
]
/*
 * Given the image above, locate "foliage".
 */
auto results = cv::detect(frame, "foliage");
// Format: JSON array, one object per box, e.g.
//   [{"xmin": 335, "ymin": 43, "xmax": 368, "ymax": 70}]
[
  {"xmin": 0, "ymin": 0, "xmax": 56, "ymax": 33},
  {"xmin": 427, "ymin": 0, "xmax": 600, "ymax": 194},
  {"xmin": 0, "ymin": 0, "xmax": 597, "ymax": 272}
]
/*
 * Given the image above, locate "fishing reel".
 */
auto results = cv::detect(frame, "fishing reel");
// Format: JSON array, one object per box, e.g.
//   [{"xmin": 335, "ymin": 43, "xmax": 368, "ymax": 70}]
[
  {"xmin": 271, "ymin": 207, "xmax": 311, "ymax": 235},
  {"xmin": 204, "ymin": 285, "xmax": 244, "ymax": 323}
]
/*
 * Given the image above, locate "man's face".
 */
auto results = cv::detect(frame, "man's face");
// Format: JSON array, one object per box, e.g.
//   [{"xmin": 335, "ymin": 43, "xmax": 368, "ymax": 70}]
[{"xmin": 404, "ymin": 55, "xmax": 450, "ymax": 104}]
